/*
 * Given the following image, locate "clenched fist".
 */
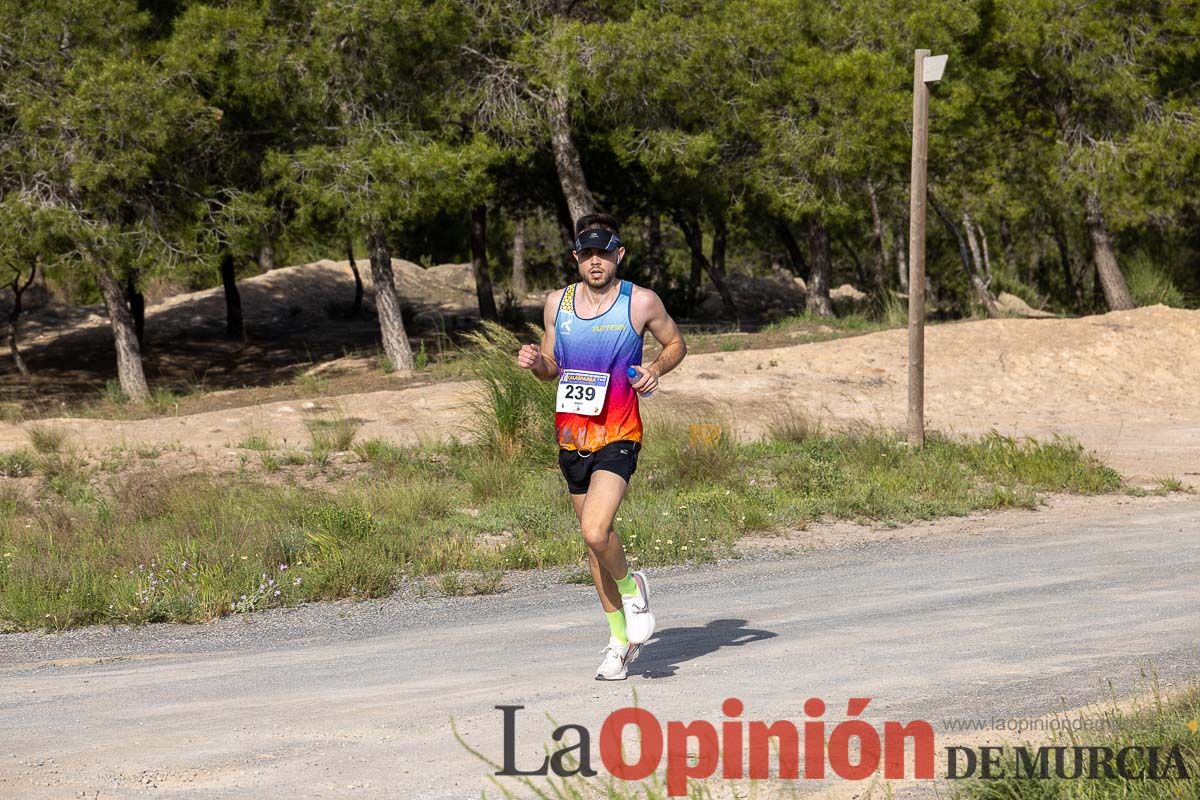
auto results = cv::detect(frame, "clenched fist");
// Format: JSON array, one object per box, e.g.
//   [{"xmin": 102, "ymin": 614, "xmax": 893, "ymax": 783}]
[{"xmin": 517, "ymin": 343, "xmax": 542, "ymax": 370}]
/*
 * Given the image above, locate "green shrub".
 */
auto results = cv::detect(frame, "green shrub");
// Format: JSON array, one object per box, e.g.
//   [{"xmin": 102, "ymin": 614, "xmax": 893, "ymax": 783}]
[
  {"xmin": 461, "ymin": 321, "xmax": 556, "ymax": 457},
  {"xmin": 1126, "ymin": 252, "xmax": 1186, "ymax": 308}
]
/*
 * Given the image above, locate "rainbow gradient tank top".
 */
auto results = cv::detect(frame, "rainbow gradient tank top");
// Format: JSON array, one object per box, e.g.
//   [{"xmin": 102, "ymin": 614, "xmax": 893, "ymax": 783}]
[{"xmin": 553, "ymin": 280, "xmax": 644, "ymax": 451}]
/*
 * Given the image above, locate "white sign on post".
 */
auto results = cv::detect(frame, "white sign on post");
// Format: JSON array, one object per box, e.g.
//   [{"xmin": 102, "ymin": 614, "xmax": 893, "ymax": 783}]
[{"xmin": 923, "ymin": 54, "xmax": 948, "ymax": 83}]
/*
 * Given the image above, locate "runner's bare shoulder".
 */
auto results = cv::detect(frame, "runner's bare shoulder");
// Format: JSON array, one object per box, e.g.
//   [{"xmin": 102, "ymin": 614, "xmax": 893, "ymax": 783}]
[
  {"xmin": 544, "ymin": 287, "xmax": 568, "ymax": 329},
  {"xmin": 628, "ymin": 284, "xmax": 667, "ymax": 333}
]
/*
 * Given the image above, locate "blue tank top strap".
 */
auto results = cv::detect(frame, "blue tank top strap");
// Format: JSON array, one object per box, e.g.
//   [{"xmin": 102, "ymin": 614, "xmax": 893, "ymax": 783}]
[{"xmin": 619, "ymin": 280, "xmax": 632, "ymax": 298}]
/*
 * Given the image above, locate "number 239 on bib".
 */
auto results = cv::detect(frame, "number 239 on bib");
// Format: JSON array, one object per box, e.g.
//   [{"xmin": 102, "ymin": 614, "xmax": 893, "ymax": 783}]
[{"xmin": 556, "ymin": 369, "xmax": 609, "ymax": 416}]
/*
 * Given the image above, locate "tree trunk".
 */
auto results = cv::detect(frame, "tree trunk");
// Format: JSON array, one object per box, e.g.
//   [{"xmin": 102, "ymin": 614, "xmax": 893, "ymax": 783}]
[
  {"xmin": 1051, "ymin": 217, "xmax": 1081, "ymax": 308},
  {"xmin": 963, "ymin": 213, "xmax": 984, "ymax": 280},
  {"xmin": 97, "ymin": 269, "xmax": 150, "ymax": 401},
  {"xmin": 866, "ymin": 179, "xmax": 889, "ymax": 290},
  {"xmin": 257, "ymin": 241, "xmax": 274, "ymax": 273},
  {"xmin": 976, "ymin": 221, "xmax": 993, "ymax": 279},
  {"xmin": 125, "ymin": 274, "xmax": 145, "ymax": 347},
  {"xmin": 219, "ymin": 252, "xmax": 244, "ymax": 340},
  {"xmin": 676, "ymin": 211, "xmax": 738, "ymax": 321},
  {"xmin": 711, "ymin": 212, "xmax": 728, "ymax": 276},
  {"xmin": 367, "ymin": 230, "xmax": 415, "ymax": 371},
  {"xmin": 1083, "ymin": 191, "xmax": 1135, "ymax": 311},
  {"xmin": 547, "ymin": 84, "xmax": 594, "ymax": 227},
  {"xmin": 347, "ymin": 237, "xmax": 364, "ymax": 318},
  {"xmin": 776, "ymin": 221, "xmax": 809, "ymax": 281},
  {"xmin": 6, "ymin": 260, "xmax": 36, "ymax": 378},
  {"xmin": 896, "ymin": 229, "xmax": 908, "ymax": 292},
  {"xmin": 688, "ymin": 247, "xmax": 702, "ymax": 306},
  {"xmin": 511, "ymin": 217, "xmax": 528, "ymax": 297},
  {"xmin": 470, "ymin": 204, "xmax": 498, "ymax": 321},
  {"xmin": 930, "ymin": 195, "xmax": 998, "ymax": 318},
  {"xmin": 805, "ymin": 217, "xmax": 834, "ymax": 317}
]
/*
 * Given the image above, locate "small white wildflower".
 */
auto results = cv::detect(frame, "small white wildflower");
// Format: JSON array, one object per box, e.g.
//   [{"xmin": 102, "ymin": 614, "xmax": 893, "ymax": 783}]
[
  {"xmin": 273, "ymin": 590, "xmax": 281, "ymax": 597},
  {"xmin": 293, "ymin": 577, "xmax": 302, "ymax": 586},
  {"xmin": 240, "ymin": 556, "xmax": 248, "ymax": 561}
]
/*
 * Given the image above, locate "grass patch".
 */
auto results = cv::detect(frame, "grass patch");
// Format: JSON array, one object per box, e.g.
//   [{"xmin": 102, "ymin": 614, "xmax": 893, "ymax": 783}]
[
  {"xmin": 461, "ymin": 321, "xmax": 556, "ymax": 460},
  {"xmin": 953, "ymin": 680, "xmax": 1200, "ymax": 800},
  {"xmin": 101, "ymin": 379, "xmax": 128, "ymax": 405},
  {"xmin": 438, "ymin": 570, "xmax": 505, "ymax": 596},
  {"xmin": 766, "ymin": 408, "xmax": 824, "ymax": 444},
  {"xmin": 146, "ymin": 387, "xmax": 181, "ymax": 415},
  {"xmin": 135, "ymin": 444, "xmax": 162, "ymax": 460},
  {"xmin": 236, "ymin": 429, "xmax": 276, "ymax": 451},
  {"xmin": 763, "ymin": 311, "xmax": 887, "ymax": 335},
  {"xmin": 26, "ymin": 424, "xmax": 68, "ymax": 454},
  {"xmin": 0, "ymin": 449, "xmax": 36, "ymax": 478},
  {"xmin": 1153, "ymin": 475, "xmax": 1190, "ymax": 494},
  {"xmin": 353, "ymin": 438, "xmax": 407, "ymax": 467},
  {"xmin": 0, "ymin": 410, "xmax": 1122, "ymax": 631},
  {"xmin": 1126, "ymin": 252, "xmax": 1186, "ymax": 309},
  {"xmin": 305, "ymin": 414, "xmax": 362, "ymax": 454},
  {"xmin": 297, "ymin": 372, "xmax": 331, "ymax": 397}
]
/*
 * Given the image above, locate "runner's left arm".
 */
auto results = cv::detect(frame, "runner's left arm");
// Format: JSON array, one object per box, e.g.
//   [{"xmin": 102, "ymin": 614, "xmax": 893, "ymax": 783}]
[{"xmin": 630, "ymin": 290, "xmax": 686, "ymax": 394}]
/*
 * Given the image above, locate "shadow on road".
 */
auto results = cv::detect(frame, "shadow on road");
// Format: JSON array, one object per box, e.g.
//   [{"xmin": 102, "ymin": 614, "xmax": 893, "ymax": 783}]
[{"xmin": 632, "ymin": 618, "xmax": 776, "ymax": 679}]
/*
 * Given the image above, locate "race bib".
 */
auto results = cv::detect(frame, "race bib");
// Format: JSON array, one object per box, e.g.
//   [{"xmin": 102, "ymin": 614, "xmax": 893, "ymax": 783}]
[{"xmin": 556, "ymin": 369, "xmax": 610, "ymax": 416}]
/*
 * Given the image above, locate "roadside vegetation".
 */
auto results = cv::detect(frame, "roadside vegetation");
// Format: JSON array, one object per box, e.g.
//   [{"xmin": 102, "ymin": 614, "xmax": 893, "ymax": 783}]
[
  {"xmin": 954, "ymin": 682, "xmax": 1200, "ymax": 800},
  {"xmin": 0, "ymin": 325, "xmax": 1123, "ymax": 632}
]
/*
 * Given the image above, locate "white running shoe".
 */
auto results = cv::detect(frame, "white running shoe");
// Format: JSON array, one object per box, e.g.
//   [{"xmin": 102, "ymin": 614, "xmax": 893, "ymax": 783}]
[
  {"xmin": 595, "ymin": 638, "xmax": 641, "ymax": 681},
  {"xmin": 621, "ymin": 571, "xmax": 656, "ymax": 644}
]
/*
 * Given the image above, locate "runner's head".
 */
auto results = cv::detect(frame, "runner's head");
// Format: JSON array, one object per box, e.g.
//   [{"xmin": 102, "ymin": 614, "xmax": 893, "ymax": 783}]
[{"xmin": 573, "ymin": 213, "xmax": 625, "ymax": 291}]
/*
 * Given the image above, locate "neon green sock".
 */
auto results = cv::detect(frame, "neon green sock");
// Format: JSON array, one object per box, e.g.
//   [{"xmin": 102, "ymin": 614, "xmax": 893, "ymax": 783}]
[
  {"xmin": 615, "ymin": 571, "xmax": 637, "ymax": 598},
  {"xmin": 606, "ymin": 609, "xmax": 628, "ymax": 645}
]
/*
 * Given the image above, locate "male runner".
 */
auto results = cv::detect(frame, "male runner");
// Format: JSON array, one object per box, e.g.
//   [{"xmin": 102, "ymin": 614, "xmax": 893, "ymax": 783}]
[{"xmin": 516, "ymin": 212, "xmax": 687, "ymax": 680}]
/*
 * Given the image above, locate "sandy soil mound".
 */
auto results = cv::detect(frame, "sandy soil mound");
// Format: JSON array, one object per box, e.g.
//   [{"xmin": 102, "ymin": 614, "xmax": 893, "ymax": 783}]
[
  {"xmin": 1, "ymin": 305, "xmax": 1195, "ymax": 484},
  {"xmin": 14, "ymin": 259, "xmax": 479, "ymax": 350},
  {"xmin": 663, "ymin": 304, "xmax": 1199, "ymax": 482}
]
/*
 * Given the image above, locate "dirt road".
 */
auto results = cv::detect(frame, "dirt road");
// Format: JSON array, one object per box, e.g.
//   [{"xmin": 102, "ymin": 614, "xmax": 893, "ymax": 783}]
[{"xmin": 2, "ymin": 493, "xmax": 1197, "ymax": 798}]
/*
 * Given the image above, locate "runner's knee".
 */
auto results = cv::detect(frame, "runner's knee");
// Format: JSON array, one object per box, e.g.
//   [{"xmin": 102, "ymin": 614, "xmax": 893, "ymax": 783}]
[{"xmin": 581, "ymin": 523, "xmax": 614, "ymax": 550}]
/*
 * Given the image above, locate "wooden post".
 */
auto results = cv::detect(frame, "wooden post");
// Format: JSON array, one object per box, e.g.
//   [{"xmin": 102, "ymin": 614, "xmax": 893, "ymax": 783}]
[{"xmin": 907, "ymin": 49, "xmax": 931, "ymax": 448}]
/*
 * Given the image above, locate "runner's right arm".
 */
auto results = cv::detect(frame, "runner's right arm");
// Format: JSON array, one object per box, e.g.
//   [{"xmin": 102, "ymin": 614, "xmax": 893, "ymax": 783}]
[{"xmin": 516, "ymin": 290, "xmax": 561, "ymax": 381}]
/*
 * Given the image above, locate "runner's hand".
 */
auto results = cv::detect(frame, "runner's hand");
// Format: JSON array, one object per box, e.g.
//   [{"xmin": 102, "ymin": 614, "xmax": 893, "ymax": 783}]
[
  {"xmin": 517, "ymin": 344, "xmax": 542, "ymax": 370},
  {"xmin": 628, "ymin": 365, "xmax": 659, "ymax": 396}
]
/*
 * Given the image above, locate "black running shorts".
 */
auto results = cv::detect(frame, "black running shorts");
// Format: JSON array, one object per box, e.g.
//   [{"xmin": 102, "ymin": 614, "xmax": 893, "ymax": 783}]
[{"xmin": 558, "ymin": 440, "xmax": 641, "ymax": 495}]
